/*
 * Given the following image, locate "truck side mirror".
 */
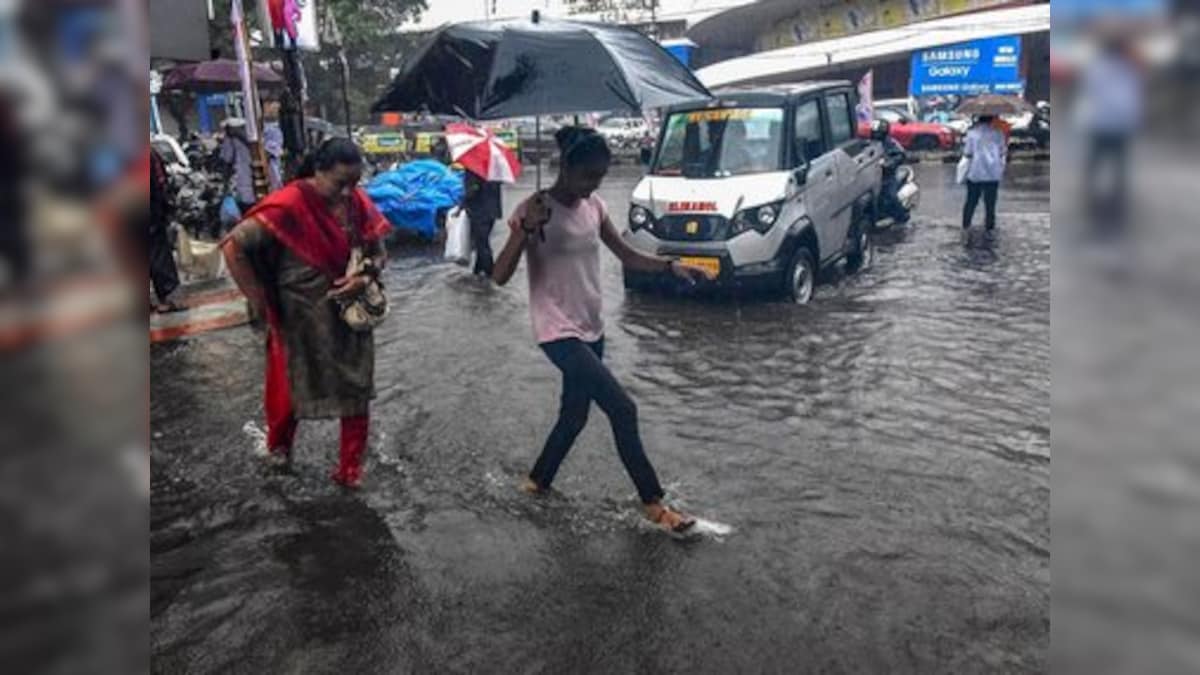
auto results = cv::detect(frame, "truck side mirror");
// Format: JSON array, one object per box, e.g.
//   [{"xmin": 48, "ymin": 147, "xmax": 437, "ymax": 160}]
[{"xmin": 793, "ymin": 164, "xmax": 808, "ymax": 185}]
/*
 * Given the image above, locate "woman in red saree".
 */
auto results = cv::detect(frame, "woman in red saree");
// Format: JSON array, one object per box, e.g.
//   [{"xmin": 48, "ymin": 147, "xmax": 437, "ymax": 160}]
[{"xmin": 221, "ymin": 139, "xmax": 391, "ymax": 488}]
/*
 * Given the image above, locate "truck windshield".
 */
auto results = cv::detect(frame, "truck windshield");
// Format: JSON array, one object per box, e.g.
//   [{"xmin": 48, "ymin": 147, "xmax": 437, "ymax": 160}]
[{"xmin": 652, "ymin": 107, "xmax": 785, "ymax": 178}]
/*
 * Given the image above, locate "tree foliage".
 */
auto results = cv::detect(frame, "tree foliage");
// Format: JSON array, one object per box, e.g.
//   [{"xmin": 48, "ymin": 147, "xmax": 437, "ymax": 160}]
[{"xmin": 205, "ymin": 0, "xmax": 428, "ymax": 125}]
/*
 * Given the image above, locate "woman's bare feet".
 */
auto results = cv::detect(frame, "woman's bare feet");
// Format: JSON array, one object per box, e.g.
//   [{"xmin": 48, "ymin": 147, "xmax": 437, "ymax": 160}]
[
  {"xmin": 519, "ymin": 477, "xmax": 548, "ymax": 496},
  {"xmin": 645, "ymin": 501, "xmax": 696, "ymax": 533}
]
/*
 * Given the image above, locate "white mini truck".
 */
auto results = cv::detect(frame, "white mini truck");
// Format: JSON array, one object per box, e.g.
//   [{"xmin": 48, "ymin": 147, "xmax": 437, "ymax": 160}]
[{"xmin": 623, "ymin": 82, "xmax": 884, "ymax": 304}]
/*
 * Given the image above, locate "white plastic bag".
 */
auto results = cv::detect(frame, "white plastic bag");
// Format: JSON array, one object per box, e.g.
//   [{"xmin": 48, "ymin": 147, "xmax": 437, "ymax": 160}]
[
  {"xmin": 955, "ymin": 156, "xmax": 970, "ymax": 185},
  {"xmin": 443, "ymin": 208, "xmax": 473, "ymax": 266}
]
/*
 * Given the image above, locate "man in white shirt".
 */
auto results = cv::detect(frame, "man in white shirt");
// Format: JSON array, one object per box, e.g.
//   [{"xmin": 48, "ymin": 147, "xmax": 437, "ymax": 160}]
[
  {"xmin": 962, "ymin": 115, "xmax": 1007, "ymax": 231},
  {"xmin": 1077, "ymin": 37, "xmax": 1143, "ymax": 224}
]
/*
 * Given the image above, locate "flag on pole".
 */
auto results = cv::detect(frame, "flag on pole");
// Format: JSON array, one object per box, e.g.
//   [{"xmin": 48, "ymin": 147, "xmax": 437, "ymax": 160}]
[
  {"xmin": 259, "ymin": 0, "xmax": 322, "ymax": 51},
  {"xmin": 856, "ymin": 69, "xmax": 875, "ymax": 123},
  {"xmin": 232, "ymin": 0, "xmax": 261, "ymax": 142},
  {"xmin": 322, "ymin": 3, "xmax": 343, "ymax": 47}
]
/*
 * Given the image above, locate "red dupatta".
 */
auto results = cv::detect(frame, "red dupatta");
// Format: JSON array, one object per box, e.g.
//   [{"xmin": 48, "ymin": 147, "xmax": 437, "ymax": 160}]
[
  {"xmin": 239, "ymin": 180, "xmax": 391, "ymax": 446},
  {"xmin": 244, "ymin": 179, "xmax": 391, "ymax": 280}
]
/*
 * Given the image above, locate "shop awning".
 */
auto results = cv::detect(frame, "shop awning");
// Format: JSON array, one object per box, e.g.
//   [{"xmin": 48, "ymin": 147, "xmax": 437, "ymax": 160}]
[{"xmin": 696, "ymin": 4, "xmax": 1050, "ymax": 89}]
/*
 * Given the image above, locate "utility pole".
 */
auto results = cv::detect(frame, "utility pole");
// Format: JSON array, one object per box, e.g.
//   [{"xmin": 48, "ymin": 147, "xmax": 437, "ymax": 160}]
[
  {"xmin": 642, "ymin": 0, "xmax": 659, "ymax": 41},
  {"xmin": 232, "ymin": 0, "xmax": 270, "ymax": 200}
]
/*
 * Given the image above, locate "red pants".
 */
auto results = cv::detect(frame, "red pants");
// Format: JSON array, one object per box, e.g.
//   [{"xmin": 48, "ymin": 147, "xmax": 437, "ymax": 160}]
[{"xmin": 265, "ymin": 328, "xmax": 368, "ymax": 483}]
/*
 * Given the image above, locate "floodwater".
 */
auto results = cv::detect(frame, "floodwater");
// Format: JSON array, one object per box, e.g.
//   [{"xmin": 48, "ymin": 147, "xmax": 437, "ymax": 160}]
[{"xmin": 151, "ymin": 161, "xmax": 1050, "ymax": 674}]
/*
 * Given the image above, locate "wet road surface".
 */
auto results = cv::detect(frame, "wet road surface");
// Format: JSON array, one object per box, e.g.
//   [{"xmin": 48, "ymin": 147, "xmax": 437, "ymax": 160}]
[{"xmin": 151, "ymin": 161, "xmax": 1049, "ymax": 674}]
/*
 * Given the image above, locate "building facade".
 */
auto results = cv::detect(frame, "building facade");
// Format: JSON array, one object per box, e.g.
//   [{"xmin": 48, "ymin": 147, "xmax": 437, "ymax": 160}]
[{"xmin": 689, "ymin": 0, "xmax": 1050, "ymax": 104}]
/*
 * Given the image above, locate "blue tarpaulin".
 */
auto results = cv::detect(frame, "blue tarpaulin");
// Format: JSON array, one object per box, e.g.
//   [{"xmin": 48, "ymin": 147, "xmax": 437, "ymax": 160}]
[{"xmin": 366, "ymin": 160, "xmax": 464, "ymax": 240}]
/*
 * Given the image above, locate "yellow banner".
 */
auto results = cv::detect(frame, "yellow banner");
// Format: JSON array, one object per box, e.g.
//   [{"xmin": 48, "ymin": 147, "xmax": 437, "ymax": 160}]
[{"xmin": 686, "ymin": 109, "xmax": 753, "ymax": 123}]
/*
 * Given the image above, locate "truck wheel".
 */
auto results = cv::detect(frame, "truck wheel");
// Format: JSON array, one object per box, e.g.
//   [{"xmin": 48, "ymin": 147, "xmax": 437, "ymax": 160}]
[{"xmin": 783, "ymin": 247, "xmax": 816, "ymax": 305}]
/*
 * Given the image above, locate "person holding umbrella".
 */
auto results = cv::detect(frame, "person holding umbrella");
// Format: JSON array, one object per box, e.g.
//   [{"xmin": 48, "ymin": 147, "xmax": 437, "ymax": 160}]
[
  {"xmin": 492, "ymin": 127, "xmax": 716, "ymax": 533},
  {"xmin": 444, "ymin": 123, "xmax": 522, "ymax": 277},
  {"xmin": 961, "ymin": 114, "xmax": 1007, "ymax": 233},
  {"xmin": 957, "ymin": 95, "xmax": 1025, "ymax": 233},
  {"xmin": 464, "ymin": 172, "xmax": 502, "ymax": 276}
]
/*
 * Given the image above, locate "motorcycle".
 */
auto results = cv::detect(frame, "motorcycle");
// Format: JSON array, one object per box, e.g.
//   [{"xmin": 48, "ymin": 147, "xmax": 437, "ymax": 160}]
[
  {"xmin": 169, "ymin": 168, "xmax": 228, "ymax": 241},
  {"xmin": 1009, "ymin": 102, "xmax": 1050, "ymax": 150},
  {"xmin": 1029, "ymin": 102, "xmax": 1050, "ymax": 150}
]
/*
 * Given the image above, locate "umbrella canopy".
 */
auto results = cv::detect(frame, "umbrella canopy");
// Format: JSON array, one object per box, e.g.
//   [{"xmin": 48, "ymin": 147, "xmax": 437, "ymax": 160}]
[
  {"xmin": 955, "ymin": 94, "xmax": 1034, "ymax": 117},
  {"xmin": 162, "ymin": 59, "xmax": 283, "ymax": 93},
  {"xmin": 444, "ymin": 123, "xmax": 522, "ymax": 183},
  {"xmin": 372, "ymin": 17, "xmax": 712, "ymax": 119}
]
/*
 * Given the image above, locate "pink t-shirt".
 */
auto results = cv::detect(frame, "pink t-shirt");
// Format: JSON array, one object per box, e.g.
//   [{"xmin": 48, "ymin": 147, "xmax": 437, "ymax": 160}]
[{"xmin": 508, "ymin": 193, "xmax": 608, "ymax": 345}]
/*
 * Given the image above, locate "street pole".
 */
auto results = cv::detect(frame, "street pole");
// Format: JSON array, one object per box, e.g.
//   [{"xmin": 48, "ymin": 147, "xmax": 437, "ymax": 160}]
[
  {"xmin": 233, "ymin": 0, "xmax": 271, "ymax": 200},
  {"xmin": 279, "ymin": 48, "xmax": 307, "ymax": 180},
  {"xmin": 339, "ymin": 49, "xmax": 352, "ymax": 137}
]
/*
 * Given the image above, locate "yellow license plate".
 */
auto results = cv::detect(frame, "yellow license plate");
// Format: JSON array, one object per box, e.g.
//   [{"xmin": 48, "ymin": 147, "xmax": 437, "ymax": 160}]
[{"xmin": 680, "ymin": 256, "xmax": 720, "ymax": 277}]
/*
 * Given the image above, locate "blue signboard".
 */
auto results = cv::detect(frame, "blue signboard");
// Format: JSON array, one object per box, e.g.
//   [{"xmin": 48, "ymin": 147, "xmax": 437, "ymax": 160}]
[
  {"xmin": 909, "ymin": 36, "xmax": 1024, "ymax": 97},
  {"xmin": 664, "ymin": 43, "xmax": 694, "ymax": 67},
  {"xmin": 1052, "ymin": 0, "xmax": 1165, "ymax": 23}
]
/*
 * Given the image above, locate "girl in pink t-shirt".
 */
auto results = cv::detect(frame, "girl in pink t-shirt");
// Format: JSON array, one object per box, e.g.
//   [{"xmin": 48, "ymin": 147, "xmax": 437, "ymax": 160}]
[{"xmin": 492, "ymin": 127, "xmax": 714, "ymax": 533}]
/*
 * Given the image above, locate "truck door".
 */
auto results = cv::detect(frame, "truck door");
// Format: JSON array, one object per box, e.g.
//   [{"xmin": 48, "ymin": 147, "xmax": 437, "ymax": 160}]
[{"xmin": 791, "ymin": 97, "xmax": 838, "ymax": 261}]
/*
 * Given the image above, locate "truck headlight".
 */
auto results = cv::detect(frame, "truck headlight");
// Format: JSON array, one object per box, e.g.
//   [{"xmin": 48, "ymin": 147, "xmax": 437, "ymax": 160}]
[
  {"xmin": 731, "ymin": 201, "xmax": 783, "ymax": 235},
  {"xmin": 629, "ymin": 205, "xmax": 652, "ymax": 230},
  {"xmin": 757, "ymin": 203, "xmax": 779, "ymax": 227}
]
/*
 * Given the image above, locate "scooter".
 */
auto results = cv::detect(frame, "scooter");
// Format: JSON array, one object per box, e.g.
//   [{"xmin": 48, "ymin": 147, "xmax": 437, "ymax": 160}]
[
  {"xmin": 874, "ymin": 162, "xmax": 920, "ymax": 229},
  {"xmin": 894, "ymin": 165, "xmax": 920, "ymax": 213},
  {"xmin": 870, "ymin": 120, "xmax": 920, "ymax": 228}
]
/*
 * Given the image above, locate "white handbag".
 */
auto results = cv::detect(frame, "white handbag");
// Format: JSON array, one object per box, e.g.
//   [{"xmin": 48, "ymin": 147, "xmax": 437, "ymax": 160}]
[
  {"xmin": 955, "ymin": 156, "xmax": 970, "ymax": 185},
  {"xmin": 443, "ymin": 207, "xmax": 473, "ymax": 266}
]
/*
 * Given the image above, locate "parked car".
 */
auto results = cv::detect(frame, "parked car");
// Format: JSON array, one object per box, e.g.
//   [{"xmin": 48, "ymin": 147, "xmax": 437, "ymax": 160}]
[
  {"xmin": 873, "ymin": 97, "xmax": 920, "ymax": 118},
  {"xmin": 597, "ymin": 116, "xmax": 650, "ymax": 148},
  {"xmin": 857, "ymin": 108, "xmax": 957, "ymax": 150},
  {"xmin": 624, "ymin": 82, "xmax": 884, "ymax": 304},
  {"xmin": 510, "ymin": 117, "xmax": 562, "ymax": 142}
]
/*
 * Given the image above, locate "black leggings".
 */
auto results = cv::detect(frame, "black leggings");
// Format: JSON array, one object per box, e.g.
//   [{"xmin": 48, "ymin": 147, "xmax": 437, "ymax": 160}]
[
  {"xmin": 471, "ymin": 217, "xmax": 494, "ymax": 276},
  {"xmin": 963, "ymin": 181, "xmax": 999, "ymax": 230},
  {"xmin": 530, "ymin": 338, "xmax": 665, "ymax": 504},
  {"xmin": 1086, "ymin": 133, "xmax": 1130, "ymax": 222}
]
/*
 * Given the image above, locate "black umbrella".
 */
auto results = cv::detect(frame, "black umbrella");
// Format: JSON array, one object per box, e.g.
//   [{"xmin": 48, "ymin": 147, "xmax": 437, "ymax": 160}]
[{"xmin": 371, "ymin": 15, "xmax": 712, "ymax": 120}]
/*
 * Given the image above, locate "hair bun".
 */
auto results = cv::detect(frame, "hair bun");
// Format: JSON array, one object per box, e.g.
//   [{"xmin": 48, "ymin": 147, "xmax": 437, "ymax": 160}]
[{"xmin": 554, "ymin": 125, "xmax": 586, "ymax": 151}]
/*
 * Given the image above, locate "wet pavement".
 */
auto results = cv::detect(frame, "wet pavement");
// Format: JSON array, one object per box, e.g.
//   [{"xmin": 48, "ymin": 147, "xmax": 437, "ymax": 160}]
[
  {"xmin": 1050, "ymin": 136, "xmax": 1200, "ymax": 674},
  {"xmin": 151, "ymin": 161, "xmax": 1049, "ymax": 674}
]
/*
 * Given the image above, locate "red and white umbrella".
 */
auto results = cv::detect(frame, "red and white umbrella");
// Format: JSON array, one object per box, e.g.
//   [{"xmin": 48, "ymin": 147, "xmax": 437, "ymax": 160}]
[{"xmin": 444, "ymin": 123, "xmax": 522, "ymax": 184}]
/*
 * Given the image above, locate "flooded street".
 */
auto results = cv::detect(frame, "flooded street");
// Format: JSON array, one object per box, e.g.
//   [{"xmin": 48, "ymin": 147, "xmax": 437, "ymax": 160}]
[{"xmin": 151, "ymin": 161, "xmax": 1049, "ymax": 674}]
